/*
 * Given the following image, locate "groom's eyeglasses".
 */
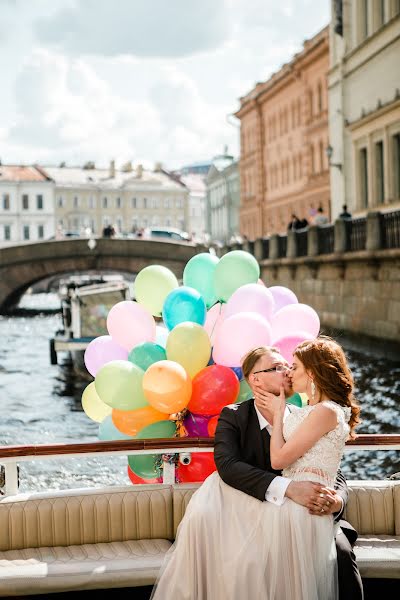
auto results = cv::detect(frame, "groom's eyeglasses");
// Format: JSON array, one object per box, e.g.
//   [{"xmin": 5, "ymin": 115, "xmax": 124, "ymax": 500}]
[{"xmin": 253, "ymin": 365, "xmax": 288, "ymax": 374}]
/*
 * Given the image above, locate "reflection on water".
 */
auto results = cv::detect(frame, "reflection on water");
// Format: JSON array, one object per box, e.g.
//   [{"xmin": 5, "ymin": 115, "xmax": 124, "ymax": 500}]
[{"xmin": 0, "ymin": 293, "xmax": 399, "ymax": 491}]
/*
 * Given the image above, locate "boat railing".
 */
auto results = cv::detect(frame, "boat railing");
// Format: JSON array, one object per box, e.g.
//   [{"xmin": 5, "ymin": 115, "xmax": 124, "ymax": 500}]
[{"xmin": 1, "ymin": 434, "xmax": 399, "ymax": 496}]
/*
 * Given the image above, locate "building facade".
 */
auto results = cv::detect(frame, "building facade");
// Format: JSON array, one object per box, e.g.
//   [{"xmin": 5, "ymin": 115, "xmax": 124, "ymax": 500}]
[
  {"xmin": 329, "ymin": 0, "xmax": 400, "ymax": 219},
  {"xmin": 178, "ymin": 173, "xmax": 207, "ymax": 241},
  {"xmin": 206, "ymin": 156, "xmax": 240, "ymax": 243},
  {"xmin": 45, "ymin": 162, "xmax": 189, "ymax": 236},
  {"xmin": 235, "ymin": 27, "xmax": 330, "ymax": 239},
  {"xmin": 0, "ymin": 165, "xmax": 55, "ymax": 247}
]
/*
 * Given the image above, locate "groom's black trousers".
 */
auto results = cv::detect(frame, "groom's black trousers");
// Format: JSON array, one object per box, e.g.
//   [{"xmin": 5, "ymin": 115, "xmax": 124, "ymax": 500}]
[{"xmin": 336, "ymin": 530, "xmax": 364, "ymax": 600}]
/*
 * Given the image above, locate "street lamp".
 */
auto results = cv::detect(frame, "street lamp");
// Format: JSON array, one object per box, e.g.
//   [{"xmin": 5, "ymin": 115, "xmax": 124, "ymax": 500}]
[{"xmin": 326, "ymin": 145, "xmax": 342, "ymax": 171}]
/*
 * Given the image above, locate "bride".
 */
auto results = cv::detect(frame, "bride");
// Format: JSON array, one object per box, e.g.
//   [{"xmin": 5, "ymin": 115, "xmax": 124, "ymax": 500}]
[{"xmin": 151, "ymin": 336, "xmax": 362, "ymax": 600}]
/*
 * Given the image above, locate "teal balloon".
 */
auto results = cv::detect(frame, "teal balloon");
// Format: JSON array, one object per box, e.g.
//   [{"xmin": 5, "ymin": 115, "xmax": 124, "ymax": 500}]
[
  {"xmin": 99, "ymin": 415, "xmax": 133, "ymax": 440},
  {"xmin": 95, "ymin": 360, "xmax": 147, "ymax": 410},
  {"xmin": 162, "ymin": 286, "xmax": 207, "ymax": 330},
  {"xmin": 128, "ymin": 342, "xmax": 166, "ymax": 371},
  {"xmin": 183, "ymin": 253, "xmax": 219, "ymax": 308},
  {"xmin": 237, "ymin": 379, "xmax": 253, "ymax": 403},
  {"xmin": 213, "ymin": 250, "xmax": 260, "ymax": 303},
  {"xmin": 287, "ymin": 392, "xmax": 303, "ymax": 407},
  {"xmin": 128, "ymin": 420, "xmax": 176, "ymax": 479}
]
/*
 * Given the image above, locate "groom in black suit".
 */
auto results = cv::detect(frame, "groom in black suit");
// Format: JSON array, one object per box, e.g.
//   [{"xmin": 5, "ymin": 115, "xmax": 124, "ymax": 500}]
[{"xmin": 214, "ymin": 346, "xmax": 363, "ymax": 600}]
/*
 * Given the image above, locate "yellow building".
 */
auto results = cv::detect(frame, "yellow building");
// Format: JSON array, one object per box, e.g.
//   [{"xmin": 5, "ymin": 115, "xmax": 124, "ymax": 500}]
[
  {"xmin": 329, "ymin": 0, "xmax": 400, "ymax": 218},
  {"xmin": 45, "ymin": 161, "xmax": 189, "ymax": 236}
]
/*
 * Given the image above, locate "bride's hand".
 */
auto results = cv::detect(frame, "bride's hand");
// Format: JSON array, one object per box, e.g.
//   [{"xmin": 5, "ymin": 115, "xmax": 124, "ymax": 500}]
[{"xmin": 253, "ymin": 385, "xmax": 285, "ymax": 415}]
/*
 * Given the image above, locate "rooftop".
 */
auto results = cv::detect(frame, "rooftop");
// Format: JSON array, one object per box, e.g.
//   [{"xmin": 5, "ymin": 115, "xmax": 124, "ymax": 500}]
[{"xmin": 0, "ymin": 164, "xmax": 51, "ymax": 182}]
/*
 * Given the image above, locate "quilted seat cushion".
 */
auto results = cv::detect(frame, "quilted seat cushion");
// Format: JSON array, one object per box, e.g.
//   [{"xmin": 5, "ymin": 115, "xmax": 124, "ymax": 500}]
[
  {"xmin": 0, "ymin": 538, "xmax": 172, "ymax": 596},
  {"xmin": 354, "ymin": 535, "xmax": 400, "ymax": 578}
]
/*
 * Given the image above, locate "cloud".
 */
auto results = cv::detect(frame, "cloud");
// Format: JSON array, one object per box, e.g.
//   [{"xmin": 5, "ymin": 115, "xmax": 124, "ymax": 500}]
[{"xmin": 34, "ymin": 0, "xmax": 230, "ymax": 58}]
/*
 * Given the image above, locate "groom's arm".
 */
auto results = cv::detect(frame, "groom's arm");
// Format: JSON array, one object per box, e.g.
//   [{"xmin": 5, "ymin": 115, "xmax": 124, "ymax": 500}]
[{"xmin": 214, "ymin": 405, "xmax": 278, "ymax": 501}]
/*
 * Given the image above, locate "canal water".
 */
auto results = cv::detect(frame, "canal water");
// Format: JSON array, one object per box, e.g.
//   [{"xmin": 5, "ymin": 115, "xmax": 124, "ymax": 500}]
[{"xmin": 0, "ymin": 292, "xmax": 399, "ymax": 492}]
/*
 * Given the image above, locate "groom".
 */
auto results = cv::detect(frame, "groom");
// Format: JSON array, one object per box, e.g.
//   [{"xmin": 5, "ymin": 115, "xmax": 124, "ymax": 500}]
[{"xmin": 214, "ymin": 346, "xmax": 363, "ymax": 600}]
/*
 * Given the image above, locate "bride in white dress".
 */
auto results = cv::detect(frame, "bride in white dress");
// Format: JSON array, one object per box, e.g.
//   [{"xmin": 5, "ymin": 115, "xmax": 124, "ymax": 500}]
[{"xmin": 151, "ymin": 337, "xmax": 361, "ymax": 600}]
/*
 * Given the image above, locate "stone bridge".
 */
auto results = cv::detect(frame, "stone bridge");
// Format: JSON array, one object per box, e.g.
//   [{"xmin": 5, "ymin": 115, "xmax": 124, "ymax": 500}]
[{"xmin": 0, "ymin": 238, "xmax": 206, "ymax": 311}]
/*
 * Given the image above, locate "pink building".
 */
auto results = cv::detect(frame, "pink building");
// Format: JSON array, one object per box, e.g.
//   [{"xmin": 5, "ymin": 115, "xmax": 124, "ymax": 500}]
[{"xmin": 235, "ymin": 26, "xmax": 330, "ymax": 239}]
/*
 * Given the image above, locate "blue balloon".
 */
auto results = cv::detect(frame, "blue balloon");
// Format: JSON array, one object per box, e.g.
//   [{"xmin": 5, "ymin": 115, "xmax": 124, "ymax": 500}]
[
  {"xmin": 162, "ymin": 286, "xmax": 207, "ymax": 330},
  {"xmin": 99, "ymin": 415, "xmax": 133, "ymax": 441},
  {"xmin": 230, "ymin": 366, "xmax": 243, "ymax": 381}
]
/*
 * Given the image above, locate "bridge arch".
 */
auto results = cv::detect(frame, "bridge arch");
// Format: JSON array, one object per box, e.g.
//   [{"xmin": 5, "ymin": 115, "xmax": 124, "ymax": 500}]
[{"xmin": 0, "ymin": 238, "xmax": 206, "ymax": 311}]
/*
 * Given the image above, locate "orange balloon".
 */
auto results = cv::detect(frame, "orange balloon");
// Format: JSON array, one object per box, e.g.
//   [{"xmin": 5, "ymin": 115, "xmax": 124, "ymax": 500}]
[
  {"xmin": 112, "ymin": 405, "xmax": 166, "ymax": 436},
  {"xmin": 207, "ymin": 415, "xmax": 220, "ymax": 437},
  {"xmin": 143, "ymin": 360, "xmax": 192, "ymax": 414}
]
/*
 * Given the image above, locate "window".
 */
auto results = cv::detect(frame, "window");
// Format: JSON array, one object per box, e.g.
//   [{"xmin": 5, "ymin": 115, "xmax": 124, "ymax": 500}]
[
  {"xmin": 58, "ymin": 196, "xmax": 64, "ymax": 208},
  {"xmin": 143, "ymin": 197, "xmax": 147, "ymax": 208},
  {"xmin": 319, "ymin": 140, "xmax": 325, "ymax": 172},
  {"xmin": 317, "ymin": 83, "xmax": 323, "ymax": 113},
  {"xmin": 375, "ymin": 141, "xmax": 384, "ymax": 204},
  {"xmin": 36, "ymin": 195, "xmax": 43, "ymax": 210},
  {"xmin": 73, "ymin": 196, "xmax": 79, "ymax": 208},
  {"xmin": 116, "ymin": 197, "xmax": 122, "ymax": 208},
  {"xmin": 2, "ymin": 194, "xmax": 10, "ymax": 210},
  {"xmin": 392, "ymin": 133, "xmax": 400, "ymax": 199},
  {"xmin": 361, "ymin": 0, "xmax": 370, "ymax": 40},
  {"xmin": 103, "ymin": 197, "xmax": 108, "ymax": 208},
  {"xmin": 89, "ymin": 196, "xmax": 95, "ymax": 209},
  {"xmin": 310, "ymin": 145, "xmax": 315, "ymax": 174},
  {"xmin": 4, "ymin": 225, "xmax": 11, "ymax": 240},
  {"xmin": 132, "ymin": 197, "xmax": 137, "ymax": 208},
  {"xmin": 23, "ymin": 225, "xmax": 30, "ymax": 240},
  {"xmin": 377, "ymin": 0, "xmax": 385, "ymax": 27},
  {"xmin": 176, "ymin": 198, "xmax": 183, "ymax": 209},
  {"xmin": 164, "ymin": 198, "xmax": 170, "ymax": 208},
  {"xmin": 359, "ymin": 148, "xmax": 369, "ymax": 208},
  {"xmin": 38, "ymin": 224, "xmax": 44, "ymax": 239},
  {"xmin": 22, "ymin": 194, "xmax": 29, "ymax": 209}
]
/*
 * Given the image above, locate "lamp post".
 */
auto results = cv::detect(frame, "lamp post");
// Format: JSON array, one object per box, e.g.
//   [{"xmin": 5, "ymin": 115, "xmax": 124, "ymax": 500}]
[{"xmin": 326, "ymin": 145, "xmax": 342, "ymax": 171}]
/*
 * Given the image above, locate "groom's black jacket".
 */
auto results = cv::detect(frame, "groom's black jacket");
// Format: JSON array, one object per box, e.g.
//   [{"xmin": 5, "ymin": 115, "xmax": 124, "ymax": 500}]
[{"xmin": 214, "ymin": 398, "xmax": 358, "ymax": 544}]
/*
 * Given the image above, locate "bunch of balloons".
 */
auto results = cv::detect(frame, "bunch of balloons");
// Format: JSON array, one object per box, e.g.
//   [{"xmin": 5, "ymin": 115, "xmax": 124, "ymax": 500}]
[{"xmin": 81, "ymin": 250, "xmax": 320, "ymax": 485}]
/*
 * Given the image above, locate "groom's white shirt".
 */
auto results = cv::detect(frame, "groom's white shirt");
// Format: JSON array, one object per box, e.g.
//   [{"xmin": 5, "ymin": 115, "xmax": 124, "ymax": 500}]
[{"xmin": 254, "ymin": 404, "xmax": 291, "ymax": 505}]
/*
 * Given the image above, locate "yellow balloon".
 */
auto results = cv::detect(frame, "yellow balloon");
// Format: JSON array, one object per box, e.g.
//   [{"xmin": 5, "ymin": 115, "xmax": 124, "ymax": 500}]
[
  {"xmin": 82, "ymin": 381, "xmax": 112, "ymax": 422},
  {"xmin": 166, "ymin": 322, "xmax": 211, "ymax": 378},
  {"xmin": 134, "ymin": 265, "xmax": 179, "ymax": 317}
]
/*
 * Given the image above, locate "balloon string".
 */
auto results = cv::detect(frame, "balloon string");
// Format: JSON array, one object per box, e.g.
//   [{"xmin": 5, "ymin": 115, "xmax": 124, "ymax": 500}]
[{"xmin": 209, "ymin": 302, "xmax": 222, "ymax": 340}]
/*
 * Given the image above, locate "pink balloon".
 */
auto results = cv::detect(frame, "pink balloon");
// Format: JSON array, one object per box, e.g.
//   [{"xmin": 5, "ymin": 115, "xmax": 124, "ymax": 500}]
[
  {"xmin": 268, "ymin": 286, "xmax": 298, "ymax": 314},
  {"xmin": 271, "ymin": 304, "xmax": 320, "ymax": 341},
  {"xmin": 84, "ymin": 335, "xmax": 128, "ymax": 377},
  {"xmin": 224, "ymin": 283, "xmax": 274, "ymax": 322},
  {"xmin": 212, "ymin": 312, "xmax": 272, "ymax": 367},
  {"xmin": 204, "ymin": 303, "xmax": 226, "ymax": 345},
  {"xmin": 272, "ymin": 331, "xmax": 315, "ymax": 364},
  {"xmin": 107, "ymin": 300, "xmax": 156, "ymax": 351}
]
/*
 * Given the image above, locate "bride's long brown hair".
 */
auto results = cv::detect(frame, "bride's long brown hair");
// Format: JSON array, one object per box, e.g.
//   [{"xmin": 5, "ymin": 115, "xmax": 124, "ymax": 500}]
[{"xmin": 294, "ymin": 336, "xmax": 361, "ymax": 439}]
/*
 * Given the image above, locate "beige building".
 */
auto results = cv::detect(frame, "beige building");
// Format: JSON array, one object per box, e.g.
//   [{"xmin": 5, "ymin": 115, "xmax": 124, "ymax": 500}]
[
  {"xmin": 235, "ymin": 27, "xmax": 330, "ymax": 239},
  {"xmin": 0, "ymin": 165, "xmax": 55, "ymax": 247},
  {"xmin": 329, "ymin": 0, "xmax": 400, "ymax": 218},
  {"xmin": 44, "ymin": 161, "xmax": 189, "ymax": 236}
]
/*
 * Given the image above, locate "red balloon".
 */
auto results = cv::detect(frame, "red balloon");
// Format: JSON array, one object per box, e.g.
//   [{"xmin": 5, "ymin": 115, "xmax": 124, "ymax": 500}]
[
  {"xmin": 207, "ymin": 415, "xmax": 219, "ymax": 437},
  {"xmin": 187, "ymin": 365, "xmax": 239, "ymax": 416},
  {"xmin": 177, "ymin": 452, "xmax": 216, "ymax": 483},
  {"xmin": 127, "ymin": 465, "xmax": 162, "ymax": 485}
]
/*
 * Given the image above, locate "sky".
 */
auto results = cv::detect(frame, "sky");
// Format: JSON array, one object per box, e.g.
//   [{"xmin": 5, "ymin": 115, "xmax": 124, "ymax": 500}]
[{"xmin": 0, "ymin": 0, "xmax": 330, "ymax": 171}]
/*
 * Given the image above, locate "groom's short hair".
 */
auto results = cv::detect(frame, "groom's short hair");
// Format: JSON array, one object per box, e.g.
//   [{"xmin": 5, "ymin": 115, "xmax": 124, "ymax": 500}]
[{"xmin": 241, "ymin": 346, "xmax": 280, "ymax": 380}]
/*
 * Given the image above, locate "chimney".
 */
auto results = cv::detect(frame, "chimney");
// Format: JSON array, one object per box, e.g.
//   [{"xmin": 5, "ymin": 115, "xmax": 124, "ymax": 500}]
[
  {"xmin": 136, "ymin": 163, "xmax": 143, "ymax": 178},
  {"xmin": 154, "ymin": 161, "xmax": 162, "ymax": 172},
  {"xmin": 121, "ymin": 161, "xmax": 132, "ymax": 172},
  {"xmin": 109, "ymin": 159, "xmax": 115, "ymax": 178}
]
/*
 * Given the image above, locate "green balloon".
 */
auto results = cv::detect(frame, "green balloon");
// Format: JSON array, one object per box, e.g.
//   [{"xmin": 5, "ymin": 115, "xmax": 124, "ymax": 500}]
[
  {"xmin": 95, "ymin": 360, "xmax": 147, "ymax": 410},
  {"xmin": 287, "ymin": 392, "xmax": 303, "ymax": 407},
  {"xmin": 135, "ymin": 420, "xmax": 176, "ymax": 439},
  {"xmin": 213, "ymin": 250, "xmax": 260, "ymax": 302},
  {"xmin": 237, "ymin": 379, "xmax": 253, "ymax": 403},
  {"xmin": 128, "ymin": 420, "xmax": 177, "ymax": 479},
  {"xmin": 183, "ymin": 253, "xmax": 219, "ymax": 308},
  {"xmin": 128, "ymin": 342, "xmax": 166, "ymax": 371},
  {"xmin": 128, "ymin": 454, "xmax": 161, "ymax": 479},
  {"xmin": 134, "ymin": 265, "xmax": 179, "ymax": 317}
]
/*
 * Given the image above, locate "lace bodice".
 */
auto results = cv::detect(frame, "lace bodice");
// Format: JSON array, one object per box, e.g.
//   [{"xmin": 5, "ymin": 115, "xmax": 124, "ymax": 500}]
[{"xmin": 282, "ymin": 400, "xmax": 351, "ymax": 486}]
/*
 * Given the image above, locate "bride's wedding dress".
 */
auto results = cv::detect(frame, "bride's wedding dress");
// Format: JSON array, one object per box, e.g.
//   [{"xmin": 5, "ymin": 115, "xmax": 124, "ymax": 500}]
[{"xmin": 151, "ymin": 400, "xmax": 351, "ymax": 600}]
